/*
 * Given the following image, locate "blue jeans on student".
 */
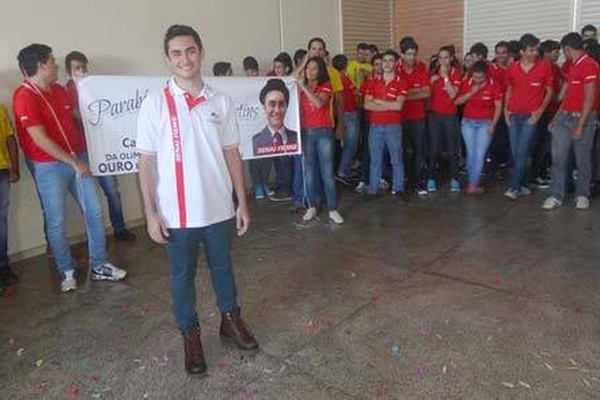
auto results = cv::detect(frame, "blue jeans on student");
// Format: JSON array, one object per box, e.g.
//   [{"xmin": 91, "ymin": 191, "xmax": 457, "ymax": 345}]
[
  {"xmin": 302, "ymin": 128, "xmax": 338, "ymax": 210},
  {"xmin": 97, "ymin": 175, "xmax": 126, "ymax": 232},
  {"xmin": 337, "ymin": 111, "xmax": 359, "ymax": 178},
  {"xmin": 0, "ymin": 170, "xmax": 9, "ymax": 271},
  {"xmin": 165, "ymin": 218, "xmax": 238, "ymax": 331},
  {"xmin": 292, "ymin": 155, "xmax": 304, "ymax": 204},
  {"xmin": 508, "ymin": 113, "xmax": 537, "ymax": 190},
  {"xmin": 368, "ymin": 124, "xmax": 404, "ymax": 194},
  {"xmin": 550, "ymin": 111, "xmax": 597, "ymax": 201},
  {"xmin": 461, "ymin": 119, "xmax": 493, "ymax": 186},
  {"xmin": 31, "ymin": 153, "xmax": 107, "ymax": 274}
]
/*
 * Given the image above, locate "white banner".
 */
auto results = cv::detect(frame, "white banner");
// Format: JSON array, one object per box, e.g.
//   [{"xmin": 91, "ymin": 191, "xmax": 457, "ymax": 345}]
[{"xmin": 77, "ymin": 76, "xmax": 301, "ymax": 176}]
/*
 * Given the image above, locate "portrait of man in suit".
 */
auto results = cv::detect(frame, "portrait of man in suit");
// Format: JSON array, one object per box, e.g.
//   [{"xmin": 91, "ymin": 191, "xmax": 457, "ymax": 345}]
[{"xmin": 253, "ymin": 78, "xmax": 298, "ymax": 157}]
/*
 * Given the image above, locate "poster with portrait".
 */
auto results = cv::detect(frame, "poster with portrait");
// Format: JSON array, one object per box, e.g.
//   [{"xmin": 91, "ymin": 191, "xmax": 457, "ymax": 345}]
[{"xmin": 77, "ymin": 75, "xmax": 301, "ymax": 176}]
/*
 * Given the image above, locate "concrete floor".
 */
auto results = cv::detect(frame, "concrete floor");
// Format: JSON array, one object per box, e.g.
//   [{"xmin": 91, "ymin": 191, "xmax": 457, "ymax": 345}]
[{"xmin": 1, "ymin": 183, "xmax": 600, "ymax": 399}]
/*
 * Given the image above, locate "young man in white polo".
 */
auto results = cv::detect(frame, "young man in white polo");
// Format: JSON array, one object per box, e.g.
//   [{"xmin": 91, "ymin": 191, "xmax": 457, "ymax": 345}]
[{"xmin": 137, "ymin": 25, "xmax": 258, "ymax": 375}]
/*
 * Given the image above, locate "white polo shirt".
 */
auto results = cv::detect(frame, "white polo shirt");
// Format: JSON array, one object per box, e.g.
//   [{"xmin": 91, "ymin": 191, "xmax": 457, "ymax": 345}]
[{"xmin": 136, "ymin": 78, "xmax": 239, "ymax": 229}]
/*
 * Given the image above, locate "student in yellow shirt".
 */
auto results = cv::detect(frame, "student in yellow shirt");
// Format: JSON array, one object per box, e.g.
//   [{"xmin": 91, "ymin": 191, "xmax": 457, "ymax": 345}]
[
  {"xmin": 0, "ymin": 103, "xmax": 20, "ymax": 288},
  {"xmin": 346, "ymin": 43, "xmax": 374, "ymax": 88}
]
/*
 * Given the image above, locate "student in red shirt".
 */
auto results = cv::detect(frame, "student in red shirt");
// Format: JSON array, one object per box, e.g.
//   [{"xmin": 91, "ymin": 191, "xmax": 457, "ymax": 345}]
[
  {"xmin": 298, "ymin": 56, "xmax": 344, "ymax": 224},
  {"xmin": 13, "ymin": 44, "xmax": 126, "ymax": 293},
  {"xmin": 397, "ymin": 36, "xmax": 430, "ymax": 195},
  {"xmin": 427, "ymin": 45, "xmax": 462, "ymax": 193},
  {"xmin": 331, "ymin": 54, "xmax": 360, "ymax": 185},
  {"xmin": 355, "ymin": 54, "xmax": 383, "ymax": 193},
  {"xmin": 455, "ymin": 61, "xmax": 503, "ymax": 194},
  {"xmin": 504, "ymin": 33, "xmax": 553, "ymax": 200},
  {"xmin": 543, "ymin": 33, "xmax": 600, "ymax": 210},
  {"xmin": 531, "ymin": 40, "xmax": 563, "ymax": 188},
  {"xmin": 364, "ymin": 49, "xmax": 408, "ymax": 196}
]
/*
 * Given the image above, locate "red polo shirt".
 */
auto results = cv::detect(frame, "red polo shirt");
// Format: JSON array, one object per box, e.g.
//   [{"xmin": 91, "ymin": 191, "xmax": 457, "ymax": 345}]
[
  {"xmin": 459, "ymin": 78, "xmax": 503, "ymax": 120},
  {"xmin": 340, "ymin": 72, "xmax": 358, "ymax": 113},
  {"xmin": 547, "ymin": 62, "xmax": 563, "ymax": 114},
  {"xmin": 300, "ymin": 82, "xmax": 334, "ymax": 129},
  {"xmin": 13, "ymin": 82, "xmax": 87, "ymax": 162},
  {"xmin": 561, "ymin": 54, "xmax": 600, "ymax": 113},
  {"xmin": 429, "ymin": 67, "xmax": 462, "ymax": 115},
  {"xmin": 364, "ymin": 74, "xmax": 408, "ymax": 125},
  {"xmin": 489, "ymin": 62, "xmax": 508, "ymax": 91},
  {"xmin": 506, "ymin": 59, "xmax": 552, "ymax": 113},
  {"xmin": 359, "ymin": 76, "xmax": 375, "ymax": 122},
  {"xmin": 396, "ymin": 60, "xmax": 429, "ymax": 121}
]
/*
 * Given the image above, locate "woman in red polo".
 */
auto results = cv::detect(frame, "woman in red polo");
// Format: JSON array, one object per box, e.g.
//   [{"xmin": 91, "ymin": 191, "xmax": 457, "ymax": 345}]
[
  {"xmin": 298, "ymin": 57, "xmax": 344, "ymax": 224},
  {"xmin": 455, "ymin": 61, "xmax": 503, "ymax": 194}
]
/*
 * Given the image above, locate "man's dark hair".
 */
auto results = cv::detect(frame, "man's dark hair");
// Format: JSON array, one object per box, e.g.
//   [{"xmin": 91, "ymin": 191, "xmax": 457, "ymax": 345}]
[
  {"xmin": 65, "ymin": 51, "xmax": 88, "ymax": 72},
  {"xmin": 368, "ymin": 44, "xmax": 379, "ymax": 54},
  {"xmin": 561, "ymin": 32, "xmax": 584, "ymax": 50},
  {"xmin": 259, "ymin": 78, "xmax": 289, "ymax": 106},
  {"xmin": 17, "ymin": 44, "xmax": 53, "ymax": 77},
  {"xmin": 307, "ymin": 37, "xmax": 326, "ymax": 50},
  {"xmin": 399, "ymin": 36, "xmax": 419, "ymax": 53},
  {"xmin": 581, "ymin": 24, "xmax": 598, "ymax": 36},
  {"xmin": 357, "ymin": 42, "xmax": 369, "ymax": 51},
  {"xmin": 273, "ymin": 52, "xmax": 293, "ymax": 75},
  {"xmin": 294, "ymin": 49, "xmax": 307, "ymax": 67},
  {"xmin": 331, "ymin": 54, "xmax": 348, "ymax": 71},
  {"xmin": 472, "ymin": 60, "xmax": 489, "ymax": 75},
  {"xmin": 213, "ymin": 61, "xmax": 232, "ymax": 76},
  {"xmin": 585, "ymin": 39, "xmax": 600, "ymax": 65},
  {"xmin": 495, "ymin": 41, "xmax": 509, "ymax": 51},
  {"xmin": 381, "ymin": 49, "xmax": 400, "ymax": 61},
  {"xmin": 508, "ymin": 40, "xmax": 521, "ymax": 55},
  {"xmin": 164, "ymin": 24, "xmax": 203, "ymax": 55},
  {"xmin": 243, "ymin": 56, "xmax": 259, "ymax": 72},
  {"xmin": 304, "ymin": 56, "xmax": 330, "ymax": 86},
  {"xmin": 469, "ymin": 42, "xmax": 489, "ymax": 59},
  {"xmin": 371, "ymin": 53, "xmax": 383, "ymax": 65},
  {"xmin": 539, "ymin": 40, "xmax": 560, "ymax": 57},
  {"xmin": 519, "ymin": 33, "xmax": 540, "ymax": 50},
  {"xmin": 583, "ymin": 38, "xmax": 598, "ymax": 50}
]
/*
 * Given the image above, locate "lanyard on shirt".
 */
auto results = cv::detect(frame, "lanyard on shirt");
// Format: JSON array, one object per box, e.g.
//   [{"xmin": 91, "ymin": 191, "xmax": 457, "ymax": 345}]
[
  {"xmin": 163, "ymin": 85, "xmax": 188, "ymax": 228},
  {"xmin": 22, "ymin": 81, "xmax": 77, "ymax": 156}
]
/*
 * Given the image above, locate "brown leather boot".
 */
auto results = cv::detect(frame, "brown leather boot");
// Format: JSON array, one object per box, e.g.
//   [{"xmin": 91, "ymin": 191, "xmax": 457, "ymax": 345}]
[
  {"xmin": 219, "ymin": 308, "xmax": 259, "ymax": 351},
  {"xmin": 182, "ymin": 322, "xmax": 207, "ymax": 374}
]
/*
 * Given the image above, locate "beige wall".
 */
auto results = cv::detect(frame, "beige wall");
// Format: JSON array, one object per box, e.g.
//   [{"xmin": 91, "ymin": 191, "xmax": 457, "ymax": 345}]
[{"xmin": 0, "ymin": 0, "xmax": 341, "ymax": 258}]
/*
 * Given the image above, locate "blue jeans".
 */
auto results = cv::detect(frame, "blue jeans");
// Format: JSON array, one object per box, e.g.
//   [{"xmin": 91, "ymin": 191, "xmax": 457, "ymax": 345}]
[
  {"xmin": 292, "ymin": 155, "xmax": 304, "ymax": 204},
  {"xmin": 31, "ymin": 154, "xmax": 107, "ymax": 274},
  {"xmin": 0, "ymin": 170, "xmax": 9, "ymax": 271},
  {"xmin": 97, "ymin": 175, "xmax": 126, "ymax": 232},
  {"xmin": 550, "ymin": 111, "xmax": 597, "ymax": 201},
  {"xmin": 508, "ymin": 113, "xmax": 537, "ymax": 190},
  {"xmin": 165, "ymin": 218, "xmax": 238, "ymax": 331},
  {"xmin": 461, "ymin": 119, "xmax": 493, "ymax": 186},
  {"xmin": 368, "ymin": 124, "xmax": 404, "ymax": 194},
  {"xmin": 337, "ymin": 111, "xmax": 359, "ymax": 177},
  {"xmin": 302, "ymin": 128, "xmax": 338, "ymax": 210}
]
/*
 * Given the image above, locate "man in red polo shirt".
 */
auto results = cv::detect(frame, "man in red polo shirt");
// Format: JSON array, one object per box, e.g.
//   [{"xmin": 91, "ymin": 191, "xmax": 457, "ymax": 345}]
[
  {"xmin": 12, "ymin": 44, "xmax": 126, "ymax": 292},
  {"xmin": 543, "ymin": 32, "xmax": 600, "ymax": 210},
  {"xmin": 364, "ymin": 49, "xmax": 408, "ymax": 197},
  {"xmin": 504, "ymin": 33, "xmax": 553, "ymax": 200},
  {"xmin": 397, "ymin": 36, "xmax": 430, "ymax": 195}
]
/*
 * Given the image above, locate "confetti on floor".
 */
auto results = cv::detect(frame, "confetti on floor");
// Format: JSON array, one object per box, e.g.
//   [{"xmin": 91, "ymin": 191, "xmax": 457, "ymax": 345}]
[
  {"xmin": 414, "ymin": 367, "xmax": 426, "ymax": 379},
  {"xmin": 305, "ymin": 322, "xmax": 319, "ymax": 332},
  {"xmin": 34, "ymin": 359, "xmax": 44, "ymax": 368},
  {"xmin": 17, "ymin": 348, "xmax": 25, "ymax": 357},
  {"xmin": 375, "ymin": 385, "xmax": 389, "ymax": 397},
  {"xmin": 583, "ymin": 378, "xmax": 591, "ymax": 388},
  {"xmin": 215, "ymin": 361, "xmax": 229, "ymax": 370},
  {"xmin": 502, "ymin": 382, "xmax": 515, "ymax": 388},
  {"xmin": 442, "ymin": 365, "xmax": 447, "ymax": 374},
  {"xmin": 240, "ymin": 391, "xmax": 254, "ymax": 400},
  {"xmin": 67, "ymin": 384, "xmax": 81, "ymax": 397},
  {"xmin": 8, "ymin": 337, "xmax": 17, "ymax": 347},
  {"xmin": 519, "ymin": 381, "xmax": 531, "ymax": 389},
  {"xmin": 569, "ymin": 359, "xmax": 578, "ymax": 367},
  {"xmin": 544, "ymin": 362, "xmax": 553, "ymax": 371},
  {"xmin": 390, "ymin": 345, "xmax": 401, "ymax": 357}
]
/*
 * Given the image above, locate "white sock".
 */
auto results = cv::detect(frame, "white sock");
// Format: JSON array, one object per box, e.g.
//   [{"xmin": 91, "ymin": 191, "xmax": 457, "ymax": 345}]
[{"xmin": 64, "ymin": 270, "xmax": 74, "ymax": 280}]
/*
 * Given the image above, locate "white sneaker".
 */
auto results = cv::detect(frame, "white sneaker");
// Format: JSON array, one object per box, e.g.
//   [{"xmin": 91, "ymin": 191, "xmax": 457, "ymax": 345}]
[
  {"xmin": 91, "ymin": 262, "xmax": 127, "ymax": 281},
  {"xmin": 378, "ymin": 179, "xmax": 390, "ymax": 190},
  {"xmin": 302, "ymin": 207, "xmax": 317, "ymax": 222},
  {"xmin": 542, "ymin": 196, "xmax": 562, "ymax": 210},
  {"xmin": 504, "ymin": 188, "xmax": 519, "ymax": 200},
  {"xmin": 576, "ymin": 196, "xmax": 590, "ymax": 210},
  {"xmin": 328, "ymin": 210, "xmax": 344, "ymax": 224},
  {"xmin": 519, "ymin": 186, "xmax": 531, "ymax": 196},
  {"xmin": 355, "ymin": 182, "xmax": 366, "ymax": 193},
  {"xmin": 61, "ymin": 277, "xmax": 77, "ymax": 292}
]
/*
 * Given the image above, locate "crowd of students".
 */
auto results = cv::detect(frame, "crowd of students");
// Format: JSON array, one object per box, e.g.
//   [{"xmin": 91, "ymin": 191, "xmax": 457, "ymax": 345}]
[{"xmin": 212, "ymin": 24, "xmax": 600, "ymax": 226}]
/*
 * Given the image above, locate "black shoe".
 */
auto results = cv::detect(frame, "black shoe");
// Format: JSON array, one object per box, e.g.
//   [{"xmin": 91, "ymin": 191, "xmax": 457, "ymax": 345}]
[
  {"xmin": 0, "ymin": 267, "xmax": 18, "ymax": 285},
  {"xmin": 334, "ymin": 174, "xmax": 351, "ymax": 186},
  {"xmin": 114, "ymin": 229, "xmax": 137, "ymax": 242},
  {"xmin": 269, "ymin": 190, "xmax": 291, "ymax": 202}
]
